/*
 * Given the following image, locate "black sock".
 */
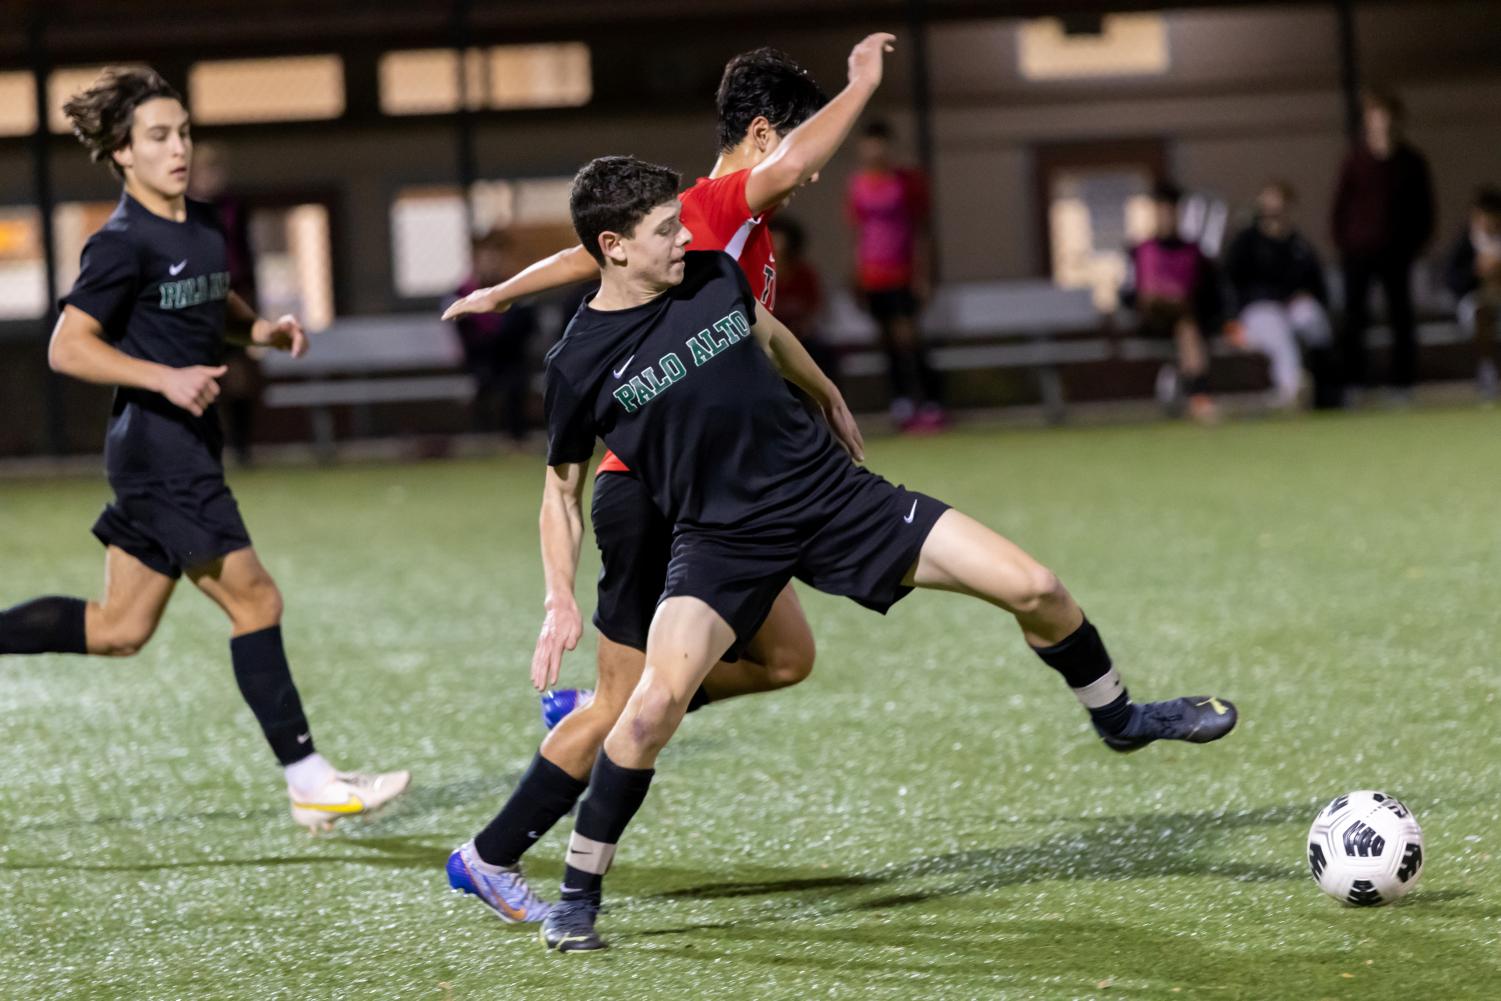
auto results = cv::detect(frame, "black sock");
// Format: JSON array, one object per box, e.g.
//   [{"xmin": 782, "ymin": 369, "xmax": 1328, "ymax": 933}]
[
  {"xmin": 1031, "ymin": 617, "xmax": 1135, "ymax": 736},
  {"xmin": 0, "ymin": 596, "xmax": 88, "ymax": 655},
  {"xmin": 229, "ymin": 625, "xmax": 314, "ymax": 765},
  {"xmin": 1185, "ymin": 373, "xmax": 1211, "ymax": 396},
  {"xmin": 561, "ymin": 749, "xmax": 654, "ymax": 900},
  {"xmin": 685, "ymin": 684, "xmax": 712, "ymax": 713},
  {"xmin": 473, "ymin": 752, "xmax": 589, "ymax": 867}
]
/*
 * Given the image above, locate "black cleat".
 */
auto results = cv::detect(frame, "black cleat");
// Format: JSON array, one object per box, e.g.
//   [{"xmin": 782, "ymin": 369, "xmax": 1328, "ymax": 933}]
[
  {"xmin": 1097, "ymin": 695, "xmax": 1238, "ymax": 753},
  {"xmin": 540, "ymin": 895, "xmax": 606, "ymax": 953}
]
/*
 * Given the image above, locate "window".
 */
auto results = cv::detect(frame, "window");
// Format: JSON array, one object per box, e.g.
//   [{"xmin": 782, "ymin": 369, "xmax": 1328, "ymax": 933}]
[
  {"xmin": 389, "ymin": 178, "xmax": 574, "ymax": 297},
  {"xmin": 1047, "ymin": 168, "xmax": 1156, "ymax": 310},
  {"xmin": 250, "ymin": 204, "xmax": 336, "ymax": 331},
  {"xmin": 189, "ymin": 56, "xmax": 345, "ymax": 124},
  {"xmin": 379, "ymin": 43, "xmax": 591, "ymax": 115},
  {"xmin": 1019, "ymin": 14, "xmax": 1170, "ymax": 81},
  {"xmin": 0, "ymin": 73, "xmax": 37, "ymax": 136},
  {"xmin": 0, "ymin": 209, "xmax": 46, "ymax": 319}
]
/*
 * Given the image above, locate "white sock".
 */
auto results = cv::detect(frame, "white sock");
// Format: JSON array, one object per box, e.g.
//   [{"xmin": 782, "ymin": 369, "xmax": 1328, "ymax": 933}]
[
  {"xmin": 1071, "ymin": 667, "xmax": 1126, "ymax": 709},
  {"xmin": 285, "ymin": 752, "xmax": 336, "ymax": 796}
]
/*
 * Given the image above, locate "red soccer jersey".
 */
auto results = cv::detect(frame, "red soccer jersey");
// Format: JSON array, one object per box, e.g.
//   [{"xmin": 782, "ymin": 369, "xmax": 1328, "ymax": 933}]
[{"xmin": 597, "ymin": 168, "xmax": 774, "ymax": 475}]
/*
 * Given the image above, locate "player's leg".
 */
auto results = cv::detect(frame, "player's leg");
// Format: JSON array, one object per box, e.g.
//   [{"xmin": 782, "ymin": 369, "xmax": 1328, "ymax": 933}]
[
  {"xmin": 542, "ymin": 596, "xmax": 734, "ymax": 952},
  {"xmin": 1380, "ymin": 255, "xmax": 1418, "ymax": 392},
  {"xmin": 1, "ymin": 544, "xmax": 174, "ymax": 657},
  {"xmin": 1240, "ymin": 302, "xmax": 1302, "ymax": 408},
  {"xmin": 1341, "ymin": 258, "xmax": 1374, "ymax": 398},
  {"xmin": 700, "ymin": 583, "xmax": 815, "ymax": 700},
  {"xmin": 190, "ymin": 547, "xmax": 410, "ymax": 831},
  {"xmin": 1173, "ymin": 315, "xmax": 1217, "ymax": 422},
  {"xmin": 906, "ymin": 508, "xmax": 1236, "ymax": 751}
]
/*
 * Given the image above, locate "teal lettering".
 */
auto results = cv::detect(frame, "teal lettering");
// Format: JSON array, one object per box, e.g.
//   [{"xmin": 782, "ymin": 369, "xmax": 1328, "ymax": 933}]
[
  {"xmin": 712, "ymin": 316, "xmax": 741, "ymax": 345},
  {"xmin": 627, "ymin": 375, "xmax": 656, "ymax": 404},
  {"xmin": 687, "ymin": 333, "xmax": 715, "ymax": 366},
  {"xmin": 612, "ymin": 384, "xmax": 641, "ymax": 413},
  {"xmin": 729, "ymin": 309, "xmax": 751, "ymax": 338},
  {"xmin": 659, "ymin": 352, "xmax": 686, "ymax": 382}
]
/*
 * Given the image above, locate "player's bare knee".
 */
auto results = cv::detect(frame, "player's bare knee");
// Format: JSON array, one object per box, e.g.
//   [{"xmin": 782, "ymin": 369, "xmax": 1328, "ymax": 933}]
[
  {"xmin": 766, "ymin": 634, "xmax": 815, "ymax": 688},
  {"xmin": 93, "ymin": 615, "xmax": 156, "ymax": 657},
  {"xmin": 238, "ymin": 577, "xmax": 283, "ymax": 629},
  {"xmin": 1012, "ymin": 566, "xmax": 1066, "ymax": 616},
  {"xmin": 625, "ymin": 681, "xmax": 680, "ymax": 752}
]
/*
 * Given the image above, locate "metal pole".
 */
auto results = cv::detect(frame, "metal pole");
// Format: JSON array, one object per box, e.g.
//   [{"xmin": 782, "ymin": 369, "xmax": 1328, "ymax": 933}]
[
  {"xmin": 904, "ymin": 0, "xmax": 939, "ymax": 281},
  {"xmin": 451, "ymin": 0, "xmax": 478, "ymax": 237},
  {"xmin": 27, "ymin": 4, "xmax": 66, "ymax": 455},
  {"xmin": 1335, "ymin": 0, "xmax": 1362, "ymax": 143}
]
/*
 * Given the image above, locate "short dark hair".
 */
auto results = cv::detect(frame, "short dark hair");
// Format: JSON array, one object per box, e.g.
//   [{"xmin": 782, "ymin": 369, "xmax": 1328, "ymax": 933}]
[
  {"xmin": 1151, "ymin": 180, "xmax": 1183, "ymax": 205},
  {"xmin": 1474, "ymin": 185, "xmax": 1501, "ymax": 217},
  {"xmin": 862, "ymin": 120, "xmax": 893, "ymax": 141},
  {"xmin": 62, "ymin": 66, "xmax": 184, "ymax": 178},
  {"xmin": 715, "ymin": 48, "xmax": 826, "ymax": 153},
  {"xmin": 570, "ymin": 155, "xmax": 682, "ymax": 265},
  {"xmin": 1262, "ymin": 179, "xmax": 1297, "ymax": 204}
]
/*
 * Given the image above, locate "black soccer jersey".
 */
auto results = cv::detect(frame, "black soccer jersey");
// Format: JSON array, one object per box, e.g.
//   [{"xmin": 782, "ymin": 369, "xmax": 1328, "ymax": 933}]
[
  {"xmin": 60, "ymin": 193, "xmax": 233, "ymax": 484},
  {"xmin": 544, "ymin": 251, "xmax": 851, "ymax": 531}
]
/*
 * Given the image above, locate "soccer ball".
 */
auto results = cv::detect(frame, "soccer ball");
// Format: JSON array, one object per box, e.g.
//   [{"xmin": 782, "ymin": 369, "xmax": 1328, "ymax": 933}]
[{"xmin": 1307, "ymin": 790, "xmax": 1424, "ymax": 906}]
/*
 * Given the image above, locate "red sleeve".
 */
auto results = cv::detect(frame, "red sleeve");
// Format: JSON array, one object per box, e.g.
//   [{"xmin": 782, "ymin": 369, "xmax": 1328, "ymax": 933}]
[
  {"xmin": 845, "ymin": 177, "xmax": 861, "ymax": 228},
  {"xmin": 681, "ymin": 171, "xmax": 753, "ymax": 249}
]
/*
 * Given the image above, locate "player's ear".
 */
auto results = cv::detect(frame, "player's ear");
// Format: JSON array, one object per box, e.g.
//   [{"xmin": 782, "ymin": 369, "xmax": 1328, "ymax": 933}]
[
  {"xmin": 112, "ymin": 143, "xmax": 134, "ymax": 172},
  {"xmin": 750, "ymin": 116, "xmax": 776, "ymax": 154},
  {"xmin": 599, "ymin": 230, "xmax": 628, "ymax": 267}
]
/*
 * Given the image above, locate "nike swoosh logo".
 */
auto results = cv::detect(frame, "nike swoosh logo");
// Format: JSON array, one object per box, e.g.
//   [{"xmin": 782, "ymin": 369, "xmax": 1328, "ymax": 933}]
[
  {"xmin": 168, "ymin": 259, "xmax": 188, "ymax": 276},
  {"xmin": 902, "ymin": 499, "xmax": 918, "ymax": 524},
  {"xmin": 568, "ymin": 847, "xmax": 592, "ymax": 856},
  {"xmin": 612, "ymin": 355, "xmax": 635, "ymax": 378},
  {"xmin": 296, "ymin": 732, "xmax": 310, "ymax": 744},
  {"xmin": 290, "ymin": 794, "xmax": 365, "ymax": 815},
  {"xmin": 1195, "ymin": 697, "xmax": 1230, "ymax": 715},
  {"xmin": 527, "ymin": 830, "xmax": 540, "ymax": 839}
]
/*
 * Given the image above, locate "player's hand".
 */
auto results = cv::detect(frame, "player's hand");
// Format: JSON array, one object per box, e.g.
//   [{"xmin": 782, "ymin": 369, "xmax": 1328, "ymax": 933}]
[
  {"xmin": 442, "ymin": 286, "xmax": 511, "ymax": 322},
  {"xmin": 159, "ymin": 364, "xmax": 227, "ymax": 417},
  {"xmin": 530, "ymin": 598, "xmax": 583, "ymax": 692},
  {"xmin": 253, "ymin": 314, "xmax": 308, "ymax": 358},
  {"xmin": 1223, "ymin": 319, "xmax": 1248, "ymax": 349},
  {"xmin": 847, "ymin": 33, "xmax": 896, "ymax": 91},
  {"xmin": 823, "ymin": 390, "xmax": 865, "ymax": 462}
]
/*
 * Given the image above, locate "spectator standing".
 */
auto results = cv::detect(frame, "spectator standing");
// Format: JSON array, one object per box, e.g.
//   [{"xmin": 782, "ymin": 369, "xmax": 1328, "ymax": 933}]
[
  {"xmin": 1443, "ymin": 186, "xmax": 1501, "ymax": 401},
  {"xmin": 1331, "ymin": 89, "xmax": 1436, "ymax": 402},
  {"xmin": 1223, "ymin": 181, "xmax": 1337, "ymax": 409},
  {"xmin": 769, "ymin": 216, "xmax": 838, "ymax": 388},
  {"xmin": 846, "ymin": 121, "xmax": 945, "ymax": 431},
  {"xmin": 1123, "ymin": 181, "xmax": 1223, "ymax": 424},
  {"xmin": 453, "ymin": 230, "xmax": 538, "ymax": 445}
]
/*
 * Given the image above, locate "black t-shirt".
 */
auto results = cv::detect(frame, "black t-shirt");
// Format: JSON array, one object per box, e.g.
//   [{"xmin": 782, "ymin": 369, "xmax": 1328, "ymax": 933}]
[
  {"xmin": 60, "ymin": 193, "xmax": 233, "ymax": 484},
  {"xmin": 545, "ymin": 251, "xmax": 851, "ymax": 532}
]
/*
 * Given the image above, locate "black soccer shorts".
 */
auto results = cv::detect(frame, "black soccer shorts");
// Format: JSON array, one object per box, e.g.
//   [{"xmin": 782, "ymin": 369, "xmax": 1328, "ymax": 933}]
[
  {"xmin": 589, "ymin": 469, "xmax": 671, "ymax": 651},
  {"xmin": 92, "ymin": 474, "xmax": 253, "ymax": 578},
  {"xmin": 661, "ymin": 467, "xmax": 949, "ymax": 660}
]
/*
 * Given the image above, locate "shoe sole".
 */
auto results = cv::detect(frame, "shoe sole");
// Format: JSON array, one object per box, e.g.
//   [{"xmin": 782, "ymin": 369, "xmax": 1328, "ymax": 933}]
[
  {"xmin": 446, "ymin": 853, "xmax": 548, "ymax": 925},
  {"xmin": 540, "ymin": 927, "xmax": 607, "ymax": 953}
]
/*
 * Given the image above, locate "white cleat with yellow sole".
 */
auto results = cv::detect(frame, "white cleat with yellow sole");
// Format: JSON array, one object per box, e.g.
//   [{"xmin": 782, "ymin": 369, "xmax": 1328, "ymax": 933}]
[{"xmin": 289, "ymin": 769, "xmax": 412, "ymax": 832}]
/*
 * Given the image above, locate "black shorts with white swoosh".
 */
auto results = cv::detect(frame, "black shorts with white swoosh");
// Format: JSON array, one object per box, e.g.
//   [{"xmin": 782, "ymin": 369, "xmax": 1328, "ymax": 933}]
[{"xmin": 661, "ymin": 467, "xmax": 948, "ymax": 660}]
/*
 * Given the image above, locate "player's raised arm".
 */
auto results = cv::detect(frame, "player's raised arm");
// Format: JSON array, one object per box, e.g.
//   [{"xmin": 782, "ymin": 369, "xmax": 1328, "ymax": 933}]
[
  {"xmin": 744, "ymin": 32, "xmax": 895, "ymax": 215},
  {"xmin": 442, "ymin": 244, "xmax": 598, "ymax": 321},
  {"xmin": 751, "ymin": 300, "xmax": 864, "ymax": 461},
  {"xmin": 48, "ymin": 304, "xmax": 226, "ymax": 418},
  {"xmin": 531, "ymin": 459, "xmax": 590, "ymax": 691}
]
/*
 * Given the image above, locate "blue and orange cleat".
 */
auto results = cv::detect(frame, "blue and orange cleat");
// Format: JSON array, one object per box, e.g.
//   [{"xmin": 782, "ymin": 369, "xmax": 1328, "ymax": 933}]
[
  {"xmin": 540, "ymin": 688, "xmax": 593, "ymax": 730},
  {"xmin": 446, "ymin": 841, "xmax": 551, "ymax": 923}
]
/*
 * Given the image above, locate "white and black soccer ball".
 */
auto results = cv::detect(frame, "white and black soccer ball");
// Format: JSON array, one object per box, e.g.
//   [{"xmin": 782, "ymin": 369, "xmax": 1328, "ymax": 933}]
[{"xmin": 1307, "ymin": 790, "xmax": 1424, "ymax": 906}]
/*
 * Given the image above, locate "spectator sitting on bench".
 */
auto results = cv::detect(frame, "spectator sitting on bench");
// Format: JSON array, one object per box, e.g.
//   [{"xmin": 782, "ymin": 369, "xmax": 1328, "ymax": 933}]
[
  {"xmin": 1123, "ymin": 181, "xmax": 1224, "ymax": 424},
  {"xmin": 1223, "ymin": 180, "xmax": 1338, "ymax": 410},
  {"xmin": 453, "ymin": 229, "xmax": 538, "ymax": 444},
  {"xmin": 1443, "ymin": 185, "xmax": 1501, "ymax": 401}
]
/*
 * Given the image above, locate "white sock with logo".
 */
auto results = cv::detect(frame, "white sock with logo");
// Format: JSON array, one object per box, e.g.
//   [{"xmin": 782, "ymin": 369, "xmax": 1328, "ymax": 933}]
[{"xmin": 285, "ymin": 752, "xmax": 336, "ymax": 797}]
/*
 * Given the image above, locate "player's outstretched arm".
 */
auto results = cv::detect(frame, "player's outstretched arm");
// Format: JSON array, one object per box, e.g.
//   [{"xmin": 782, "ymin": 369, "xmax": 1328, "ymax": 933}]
[
  {"xmin": 751, "ymin": 301, "xmax": 864, "ymax": 461},
  {"xmin": 531, "ymin": 459, "xmax": 590, "ymax": 691},
  {"xmin": 48, "ymin": 305, "xmax": 226, "ymax": 418},
  {"xmin": 442, "ymin": 245, "xmax": 598, "ymax": 321},
  {"xmin": 744, "ymin": 32, "xmax": 895, "ymax": 215}
]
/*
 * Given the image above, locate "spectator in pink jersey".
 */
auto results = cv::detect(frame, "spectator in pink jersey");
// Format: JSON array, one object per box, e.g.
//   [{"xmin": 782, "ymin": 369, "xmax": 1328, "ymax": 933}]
[
  {"xmin": 1123, "ymin": 181, "xmax": 1225, "ymax": 424},
  {"xmin": 846, "ymin": 120, "xmax": 944, "ymax": 431}
]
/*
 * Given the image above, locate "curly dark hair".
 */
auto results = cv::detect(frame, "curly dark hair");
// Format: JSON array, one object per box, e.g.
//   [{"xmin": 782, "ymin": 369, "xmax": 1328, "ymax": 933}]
[
  {"xmin": 570, "ymin": 155, "xmax": 683, "ymax": 265},
  {"xmin": 62, "ymin": 66, "xmax": 184, "ymax": 178},
  {"xmin": 715, "ymin": 47, "xmax": 827, "ymax": 153}
]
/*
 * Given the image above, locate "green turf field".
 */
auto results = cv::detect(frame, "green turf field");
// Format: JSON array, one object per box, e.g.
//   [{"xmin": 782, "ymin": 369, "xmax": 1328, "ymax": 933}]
[{"xmin": 2, "ymin": 408, "xmax": 1498, "ymax": 1000}]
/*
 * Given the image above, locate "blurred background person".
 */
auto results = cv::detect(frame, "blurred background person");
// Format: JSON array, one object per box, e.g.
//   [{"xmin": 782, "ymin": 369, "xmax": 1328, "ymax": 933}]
[
  {"xmin": 1123, "ymin": 181, "xmax": 1223, "ymax": 424},
  {"xmin": 769, "ymin": 216, "xmax": 838, "ymax": 389},
  {"xmin": 188, "ymin": 143, "xmax": 263, "ymax": 465},
  {"xmin": 846, "ymin": 120, "xmax": 944, "ymax": 432},
  {"xmin": 453, "ymin": 229, "xmax": 538, "ymax": 446},
  {"xmin": 1331, "ymin": 89, "xmax": 1435, "ymax": 404},
  {"xmin": 1443, "ymin": 185, "xmax": 1501, "ymax": 401},
  {"xmin": 1223, "ymin": 181, "xmax": 1337, "ymax": 410}
]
